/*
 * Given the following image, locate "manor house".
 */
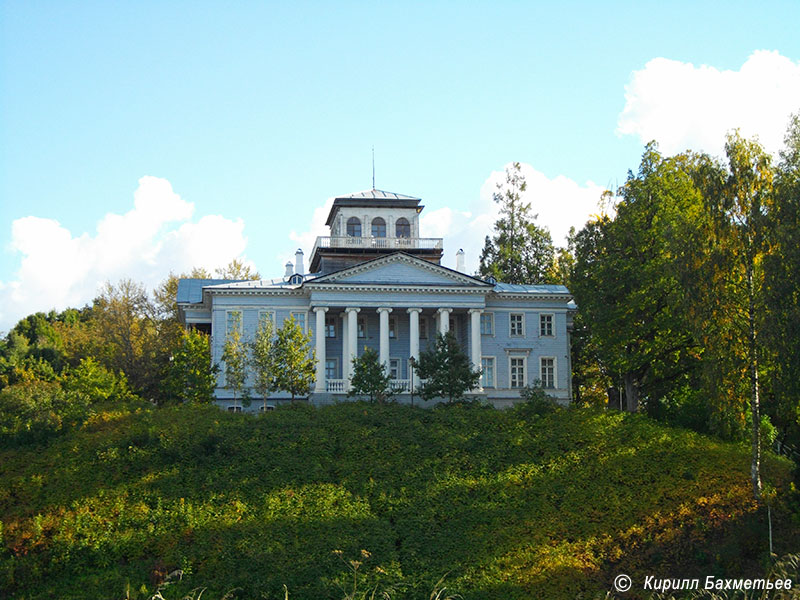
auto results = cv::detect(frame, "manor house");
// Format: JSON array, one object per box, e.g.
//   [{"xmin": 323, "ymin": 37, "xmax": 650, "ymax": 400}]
[{"xmin": 176, "ymin": 188, "xmax": 574, "ymax": 410}]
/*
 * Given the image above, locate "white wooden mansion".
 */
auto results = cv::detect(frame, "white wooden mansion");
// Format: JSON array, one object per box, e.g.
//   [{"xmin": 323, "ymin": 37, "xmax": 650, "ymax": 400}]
[{"xmin": 176, "ymin": 189, "xmax": 575, "ymax": 409}]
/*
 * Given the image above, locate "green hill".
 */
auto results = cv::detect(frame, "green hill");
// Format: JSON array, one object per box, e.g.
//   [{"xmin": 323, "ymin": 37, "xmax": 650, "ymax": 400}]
[{"xmin": 0, "ymin": 401, "xmax": 796, "ymax": 599}]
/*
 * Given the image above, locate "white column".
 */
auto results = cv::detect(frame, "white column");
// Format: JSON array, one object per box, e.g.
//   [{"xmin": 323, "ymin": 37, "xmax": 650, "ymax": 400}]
[
  {"xmin": 407, "ymin": 308, "xmax": 421, "ymax": 389},
  {"xmin": 437, "ymin": 308, "xmax": 452, "ymax": 335},
  {"xmin": 346, "ymin": 307, "xmax": 360, "ymax": 391},
  {"xmin": 341, "ymin": 311, "xmax": 349, "ymax": 382},
  {"xmin": 314, "ymin": 307, "xmax": 328, "ymax": 392},
  {"xmin": 469, "ymin": 308, "xmax": 483, "ymax": 392},
  {"xmin": 377, "ymin": 307, "xmax": 392, "ymax": 372}
]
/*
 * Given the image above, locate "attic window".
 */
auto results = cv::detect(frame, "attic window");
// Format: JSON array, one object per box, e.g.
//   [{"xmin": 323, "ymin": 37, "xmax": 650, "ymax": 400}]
[
  {"xmin": 289, "ymin": 273, "xmax": 303, "ymax": 285},
  {"xmin": 396, "ymin": 218, "xmax": 410, "ymax": 238},
  {"xmin": 347, "ymin": 217, "xmax": 362, "ymax": 237},
  {"xmin": 371, "ymin": 217, "xmax": 386, "ymax": 238}
]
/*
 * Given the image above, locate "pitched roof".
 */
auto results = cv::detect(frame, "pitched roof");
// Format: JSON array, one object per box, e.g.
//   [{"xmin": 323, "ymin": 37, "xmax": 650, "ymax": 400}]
[
  {"xmin": 334, "ymin": 189, "xmax": 420, "ymax": 201},
  {"xmin": 325, "ymin": 188, "xmax": 423, "ymax": 225},
  {"xmin": 493, "ymin": 282, "xmax": 571, "ymax": 295},
  {"xmin": 176, "ymin": 279, "xmax": 244, "ymax": 304}
]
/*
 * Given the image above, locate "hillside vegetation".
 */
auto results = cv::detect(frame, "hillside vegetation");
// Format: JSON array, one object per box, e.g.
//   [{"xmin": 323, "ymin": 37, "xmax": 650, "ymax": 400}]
[{"xmin": 0, "ymin": 401, "xmax": 796, "ymax": 599}]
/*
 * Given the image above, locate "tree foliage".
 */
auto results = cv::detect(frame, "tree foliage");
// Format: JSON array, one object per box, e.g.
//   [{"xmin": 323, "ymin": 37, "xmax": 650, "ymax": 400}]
[
  {"xmin": 348, "ymin": 347, "xmax": 395, "ymax": 403},
  {"xmin": 220, "ymin": 312, "xmax": 248, "ymax": 407},
  {"xmin": 249, "ymin": 316, "xmax": 276, "ymax": 410},
  {"xmin": 412, "ymin": 332, "xmax": 481, "ymax": 403},
  {"xmin": 478, "ymin": 162, "xmax": 556, "ymax": 283},
  {"xmin": 166, "ymin": 329, "xmax": 218, "ymax": 404},
  {"xmin": 215, "ymin": 258, "xmax": 260, "ymax": 280},
  {"xmin": 271, "ymin": 316, "xmax": 315, "ymax": 402},
  {"xmin": 572, "ymin": 144, "xmax": 705, "ymax": 414}
]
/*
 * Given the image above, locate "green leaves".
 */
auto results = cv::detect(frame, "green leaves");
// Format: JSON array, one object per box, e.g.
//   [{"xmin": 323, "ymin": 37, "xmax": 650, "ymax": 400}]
[
  {"xmin": 413, "ymin": 332, "xmax": 481, "ymax": 403},
  {"xmin": 166, "ymin": 331, "xmax": 217, "ymax": 404},
  {"xmin": 348, "ymin": 347, "xmax": 394, "ymax": 403},
  {"xmin": 271, "ymin": 316, "xmax": 315, "ymax": 401},
  {"xmin": 478, "ymin": 162, "xmax": 556, "ymax": 284}
]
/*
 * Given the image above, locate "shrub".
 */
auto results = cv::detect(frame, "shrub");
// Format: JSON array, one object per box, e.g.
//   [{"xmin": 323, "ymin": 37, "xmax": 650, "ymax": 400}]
[
  {"xmin": 0, "ymin": 380, "xmax": 89, "ymax": 444},
  {"xmin": 519, "ymin": 383, "xmax": 559, "ymax": 415}
]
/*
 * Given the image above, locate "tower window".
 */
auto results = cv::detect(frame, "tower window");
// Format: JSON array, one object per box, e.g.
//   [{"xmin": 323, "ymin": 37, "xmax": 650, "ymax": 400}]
[
  {"xmin": 347, "ymin": 217, "xmax": 362, "ymax": 237},
  {"xmin": 371, "ymin": 217, "xmax": 386, "ymax": 238},
  {"xmin": 395, "ymin": 217, "xmax": 410, "ymax": 238}
]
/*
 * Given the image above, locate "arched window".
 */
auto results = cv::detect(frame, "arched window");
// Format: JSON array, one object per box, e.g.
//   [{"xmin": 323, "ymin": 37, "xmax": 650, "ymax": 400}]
[
  {"xmin": 395, "ymin": 217, "xmax": 410, "ymax": 238},
  {"xmin": 371, "ymin": 217, "xmax": 386, "ymax": 238},
  {"xmin": 346, "ymin": 217, "xmax": 362, "ymax": 237}
]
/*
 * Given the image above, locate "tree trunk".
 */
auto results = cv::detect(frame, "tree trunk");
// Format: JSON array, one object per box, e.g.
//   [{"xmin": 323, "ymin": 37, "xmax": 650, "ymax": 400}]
[
  {"xmin": 748, "ymin": 260, "xmax": 762, "ymax": 500},
  {"xmin": 623, "ymin": 372, "xmax": 639, "ymax": 413}
]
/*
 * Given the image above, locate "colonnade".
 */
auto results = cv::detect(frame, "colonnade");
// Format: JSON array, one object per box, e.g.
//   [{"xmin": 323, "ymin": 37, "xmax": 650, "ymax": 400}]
[{"xmin": 313, "ymin": 306, "xmax": 483, "ymax": 393}]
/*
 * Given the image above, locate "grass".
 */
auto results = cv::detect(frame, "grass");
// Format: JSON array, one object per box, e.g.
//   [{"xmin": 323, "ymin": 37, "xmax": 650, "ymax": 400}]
[{"xmin": 0, "ymin": 401, "xmax": 796, "ymax": 599}]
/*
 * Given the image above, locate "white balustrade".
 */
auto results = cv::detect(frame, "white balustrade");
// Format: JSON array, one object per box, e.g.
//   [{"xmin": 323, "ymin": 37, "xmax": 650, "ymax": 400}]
[{"xmin": 326, "ymin": 379, "xmax": 346, "ymax": 393}]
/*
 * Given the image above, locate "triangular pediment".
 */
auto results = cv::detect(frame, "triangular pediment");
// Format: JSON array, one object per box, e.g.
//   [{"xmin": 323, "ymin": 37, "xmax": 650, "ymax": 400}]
[{"xmin": 308, "ymin": 253, "xmax": 490, "ymax": 287}]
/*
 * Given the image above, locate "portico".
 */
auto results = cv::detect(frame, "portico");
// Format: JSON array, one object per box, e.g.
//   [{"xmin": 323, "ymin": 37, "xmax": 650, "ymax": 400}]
[{"xmin": 311, "ymin": 301, "xmax": 484, "ymax": 395}]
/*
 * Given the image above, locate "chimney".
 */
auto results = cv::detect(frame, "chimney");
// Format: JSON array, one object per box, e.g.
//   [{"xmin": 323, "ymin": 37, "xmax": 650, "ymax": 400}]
[
  {"xmin": 456, "ymin": 248, "xmax": 465, "ymax": 272},
  {"xmin": 284, "ymin": 261, "xmax": 294, "ymax": 277},
  {"xmin": 295, "ymin": 248, "xmax": 305, "ymax": 275}
]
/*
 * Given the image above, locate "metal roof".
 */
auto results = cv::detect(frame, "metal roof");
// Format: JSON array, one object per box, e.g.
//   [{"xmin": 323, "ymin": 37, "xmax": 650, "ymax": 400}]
[
  {"xmin": 176, "ymin": 279, "xmax": 243, "ymax": 304},
  {"xmin": 325, "ymin": 189, "xmax": 423, "ymax": 226},
  {"xmin": 493, "ymin": 283, "xmax": 571, "ymax": 295},
  {"xmin": 334, "ymin": 188, "xmax": 420, "ymax": 201}
]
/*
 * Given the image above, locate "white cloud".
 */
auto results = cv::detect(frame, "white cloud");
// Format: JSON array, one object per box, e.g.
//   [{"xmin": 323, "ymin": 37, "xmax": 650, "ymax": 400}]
[
  {"xmin": 0, "ymin": 176, "xmax": 251, "ymax": 331},
  {"xmin": 423, "ymin": 164, "xmax": 605, "ymax": 275},
  {"xmin": 286, "ymin": 197, "xmax": 334, "ymax": 274},
  {"xmin": 617, "ymin": 50, "xmax": 800, "ymax": 157}
]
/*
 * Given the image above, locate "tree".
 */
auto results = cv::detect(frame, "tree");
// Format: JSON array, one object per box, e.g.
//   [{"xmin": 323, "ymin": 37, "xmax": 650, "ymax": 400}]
[
  {"xmin": 215, "ymin": 258, "xmax": 260, "ymax": 280},
  {"xmin": 91, "ymin": 279, "xmax": 159, "ymax": 398},
  {"xmin": 166, "ymin": 329, "xmax": 218, "ymax": 404},
  {"xmin": 348, "ymin": 347, "xmax": 395, "ymax": 403},
  {"xmin": 763, "ymin": 113, "xmax": 800, "ymax": 451},
  {"xmin": 572, "ymin": 145, "xmax": 705, "ymax": 414},
  {"xmin": 412, "ymin": 332, "xmax": 481, "ymax": 403},
  {"xmin": 702, "ymin": 132, "xmax": 774, "ymax": 500},
  {"xmin": 249, "ymin": 316, "xmax": 276, "ymax": 411},
  {"xmin": 220, "ymin": 312, "xmax": 248, "ymax": 408},
  {"xmin": 62, "ymin": 356, "xmax": 134, "ymax": 404},
  {"xmin": 478, "ymin": 162, "xmax": 556, "ymax": 283},
  {"xmin": 271, "ymin": 316, "xmax": 315, "ymax": 402}
]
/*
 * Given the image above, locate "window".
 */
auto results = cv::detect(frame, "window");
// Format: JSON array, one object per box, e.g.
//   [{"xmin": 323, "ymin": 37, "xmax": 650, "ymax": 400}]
[
  {"xmin": 510, "ymin": 313, "xmax": 525, "ymax": 337},
  {"xmin": 510, "ymin": 356, "xmax": 527, "ymax": 388},
  {"xmin": 371, "ymin": 217, "xmax": 386, "ymax": 238},
  {"xmin": 480, "ymin": 312, "xmax": 494, "ymax": 335},
  {"xmin": 449, "ymin": 316, "xmax": 457, "ymax": 336},
  {"xmin": 540, "ymin": 357, "xmax": 556, "ymax": 389},
  {"xmin": 227, "ymin": 405, "xmax": 242, "ymax": 413},
  {"xmin": 389, "ymin": 358, "xmax": 400, "ymax": 379},
  {"xmin": 419, "ymin": 316, "xmax": 428, "ymax": 339},
  {"xmin": 347, "ymin": 217, "xmax": 361, "ymax": 237},
  {"xmin": 325, "ymin": 316, "xmax": 336, "ymax": 338},
  {"xmin": 325, "ymin": 358, "xmax": 337, "ymax": 380},
  {"xmin": 226, "ymin": 310, "xmax": 242, "ymax": 337},
  {"xmin": 481, "ymin": 357, "xmax": 495, "ymax": 388},
  {"xmin": 357, "ymin": 315, "xmax": 367, "ymax": 338},
  {"xmin": 389, "ymin": 316, "xmax": 397, "ymax": 339},
  {"xmin": 395, "ymin": 217, "xmax": 410, "ymax": 238},
  {"xmin": 540, "ymin": 313, "xmax": 554, "ymax": 337},
  {"xmin": 259, "ymin": 404, "xmax": 276, "ymax": 412},
  {"xmin": 290, "ymin": 311, "xmax": 307, "ymax": 332},
  {"xmin": 258, "ymin": 310, "xmax": 275, "ymax": 330}
]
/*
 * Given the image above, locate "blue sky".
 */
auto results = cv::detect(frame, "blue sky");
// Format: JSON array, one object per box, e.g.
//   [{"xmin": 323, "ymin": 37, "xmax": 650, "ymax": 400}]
[{"xmin": 1, "ymin": 1, "xmax": 799, "ymax": 330}]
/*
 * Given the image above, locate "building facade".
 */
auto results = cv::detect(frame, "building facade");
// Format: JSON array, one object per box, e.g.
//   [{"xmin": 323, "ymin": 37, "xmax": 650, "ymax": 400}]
[{"xmin": 177, "ymin": 189, "xmax": 574, "ymax": 410}]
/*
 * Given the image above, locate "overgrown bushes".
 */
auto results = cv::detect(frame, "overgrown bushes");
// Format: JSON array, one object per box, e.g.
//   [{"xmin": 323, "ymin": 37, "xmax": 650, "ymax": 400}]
[{"xmin": 1, "ymin": 402, "xmax": 796, "ymax": 599}]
